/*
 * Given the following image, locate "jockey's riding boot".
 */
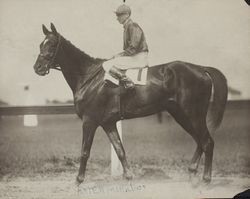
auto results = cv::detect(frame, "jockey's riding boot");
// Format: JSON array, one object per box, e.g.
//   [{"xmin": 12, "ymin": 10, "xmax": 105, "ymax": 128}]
[{"xmin": 109, "ymin": 66, "xmax": 135, "ymax": 89}]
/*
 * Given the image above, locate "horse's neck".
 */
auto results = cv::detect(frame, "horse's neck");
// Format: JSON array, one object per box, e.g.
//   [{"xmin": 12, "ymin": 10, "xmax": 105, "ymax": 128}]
[{"xmin": 58, "ymin": 37, "xmax": 102, "ymax": 93}]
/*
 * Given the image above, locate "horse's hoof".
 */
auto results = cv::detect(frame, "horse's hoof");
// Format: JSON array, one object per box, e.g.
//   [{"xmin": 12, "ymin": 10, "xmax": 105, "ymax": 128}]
[
  {"xmin": 76, "ymin": 175, "xmax": 85, "ymax": 186},
  {"xmin": 202, "ymin": 175, "xmax": 211, "ymax": 184},
  {"xmin": 123, "ymin": 170, "xmax": 133, "ymax": 180},
  {"xmin": 188, "ymin": 164, "xmax": 198, "ymax": 174},
  {"xmin": 188, "ymin": 168, "xmax": 198, "ymax": 174}
]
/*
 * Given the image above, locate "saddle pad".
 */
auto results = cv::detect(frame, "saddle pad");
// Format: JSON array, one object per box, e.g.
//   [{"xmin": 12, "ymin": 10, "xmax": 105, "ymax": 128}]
[{"xmin": 104, "ymin": 67, "xmax": 148, "ymax": 86}]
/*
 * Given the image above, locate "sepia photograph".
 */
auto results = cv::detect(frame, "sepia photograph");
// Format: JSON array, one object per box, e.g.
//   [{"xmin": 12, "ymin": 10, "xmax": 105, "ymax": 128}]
[{"xmin": 0, "ymin": 0, "xmax": 249, "ymax": 198}]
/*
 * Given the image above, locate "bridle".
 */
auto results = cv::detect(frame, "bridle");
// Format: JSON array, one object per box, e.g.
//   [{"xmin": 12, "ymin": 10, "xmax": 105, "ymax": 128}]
[
  {"xmin": 38, "ymin": 33, "xmax": 104, "ymax": 87},
  {"xmin": 39, "ymin": 34, "xmax": 62, "ymax": 74}
]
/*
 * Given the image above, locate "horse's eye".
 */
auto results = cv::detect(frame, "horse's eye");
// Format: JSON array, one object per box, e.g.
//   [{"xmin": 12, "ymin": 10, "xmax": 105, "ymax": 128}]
[
  {"xmin": 45, "ymin": 53, "xmax": 53, "ymax": 59},
  {"xmin": 48, "ymin": 53, "xmax": 53, "ymax": 58}
]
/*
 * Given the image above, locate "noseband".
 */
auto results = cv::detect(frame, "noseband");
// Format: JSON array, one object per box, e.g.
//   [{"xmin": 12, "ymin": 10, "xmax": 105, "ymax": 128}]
[{"xmin": 39, "ymin": 34, "xmax": 62, "ymax": 74}]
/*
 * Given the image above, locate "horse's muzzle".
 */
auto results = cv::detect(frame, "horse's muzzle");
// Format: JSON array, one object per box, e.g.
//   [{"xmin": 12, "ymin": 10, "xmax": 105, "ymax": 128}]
[{"xmin": 34, "ymin": 64, "xmax": 48, "ymax": 76}]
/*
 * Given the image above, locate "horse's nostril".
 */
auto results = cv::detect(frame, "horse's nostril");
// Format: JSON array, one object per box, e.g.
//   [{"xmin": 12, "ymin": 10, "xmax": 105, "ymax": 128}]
[{"xmin": 34, "ymin": 64, "xmax": 41, "ymax": 72}]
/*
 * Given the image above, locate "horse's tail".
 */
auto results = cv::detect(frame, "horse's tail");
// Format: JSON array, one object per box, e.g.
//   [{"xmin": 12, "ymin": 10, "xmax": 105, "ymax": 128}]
[{"xmin": 205, "ymin": 67, "xmax": 228, "ymax": 131}]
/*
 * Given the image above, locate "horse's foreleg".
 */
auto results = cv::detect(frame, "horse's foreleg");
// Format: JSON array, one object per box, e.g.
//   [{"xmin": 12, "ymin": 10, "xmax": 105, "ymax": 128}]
[
  {"xmin": 76, "ymin": 117, "xmax": 98, "ymax": 185},
  {"xmin": 102, "ymin": 123, "xmax": 132, "ymax": 180}
]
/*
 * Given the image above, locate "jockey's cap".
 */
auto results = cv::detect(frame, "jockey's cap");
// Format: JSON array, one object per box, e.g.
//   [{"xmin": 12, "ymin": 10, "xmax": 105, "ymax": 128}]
[{"xmin": 115, "ymin": 4, "xmax": 131, "ymax": 16}]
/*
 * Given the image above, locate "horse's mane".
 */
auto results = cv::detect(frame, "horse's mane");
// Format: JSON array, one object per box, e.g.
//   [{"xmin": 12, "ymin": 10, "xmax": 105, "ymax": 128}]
[{"xmin": 60, "ymin": 34, "xmax": 105, "ymax": 66}]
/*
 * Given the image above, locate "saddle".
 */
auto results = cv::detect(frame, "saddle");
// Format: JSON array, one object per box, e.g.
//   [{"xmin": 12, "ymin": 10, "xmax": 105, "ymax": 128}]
[{"xmin": 104, "ymin": 67, "xmax": 148, "ymax": 86}]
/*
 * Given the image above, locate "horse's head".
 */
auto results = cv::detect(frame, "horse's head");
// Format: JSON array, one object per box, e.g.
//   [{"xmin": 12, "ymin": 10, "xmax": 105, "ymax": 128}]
[{"xmin": 33, "ymin": 23, "xmax": 61, "ymax": 76}]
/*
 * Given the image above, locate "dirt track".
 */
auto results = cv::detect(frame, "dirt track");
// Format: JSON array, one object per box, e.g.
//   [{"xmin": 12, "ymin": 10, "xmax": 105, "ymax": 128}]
[{"xmin": 0, "ymin": 172, "xmax": 249, "ymax": 199}]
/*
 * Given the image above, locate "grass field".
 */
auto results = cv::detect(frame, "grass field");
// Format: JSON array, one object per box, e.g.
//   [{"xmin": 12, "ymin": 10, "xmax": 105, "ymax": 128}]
[
  {"xmin": 0, "ymin": 103, "xmax": 249, "ymax": 180},
  {"xmin": 0, "ymin": 104, "xmax": 249, "ymax": 198}
]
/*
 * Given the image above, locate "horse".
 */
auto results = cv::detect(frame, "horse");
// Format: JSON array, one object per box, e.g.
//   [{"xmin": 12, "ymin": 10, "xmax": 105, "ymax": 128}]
[{"xmin": 33, "ymin": 23, "xmax": 228, "ymax": 184}]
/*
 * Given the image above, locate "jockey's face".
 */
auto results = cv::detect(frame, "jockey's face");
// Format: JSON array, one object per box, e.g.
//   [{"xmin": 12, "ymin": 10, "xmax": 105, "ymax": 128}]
[{"xmin": 116, "ymin": 13, "xmax": 130, "ymax": 24}]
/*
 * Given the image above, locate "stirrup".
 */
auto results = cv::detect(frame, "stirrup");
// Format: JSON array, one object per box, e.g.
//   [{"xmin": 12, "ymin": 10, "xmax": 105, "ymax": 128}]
[{"xmin": 121, "ymin": 77, "xmax": 135, "ymax": 89}]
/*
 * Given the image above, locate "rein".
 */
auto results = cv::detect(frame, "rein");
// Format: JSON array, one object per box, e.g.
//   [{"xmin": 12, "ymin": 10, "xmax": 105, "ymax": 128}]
[{"xmin": 79, "ymin": 66, "xmax": 103, "ymax": 88}]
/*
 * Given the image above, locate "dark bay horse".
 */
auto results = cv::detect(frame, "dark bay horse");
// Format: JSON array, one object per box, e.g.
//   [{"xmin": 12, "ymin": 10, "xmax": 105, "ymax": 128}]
[{"xmin": 33, "ymin": 23, "xmax": 228, "ymax": 184}]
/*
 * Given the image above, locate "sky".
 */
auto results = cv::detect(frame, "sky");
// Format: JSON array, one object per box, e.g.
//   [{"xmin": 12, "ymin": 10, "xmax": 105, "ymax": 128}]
[{"xmin": 0, "ymin": 0, "xmax": 250, "ymax": 105}]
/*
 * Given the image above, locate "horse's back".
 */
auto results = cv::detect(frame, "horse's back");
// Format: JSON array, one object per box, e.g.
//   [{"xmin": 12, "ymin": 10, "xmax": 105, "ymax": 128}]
[
  {"xmin": 149, "ymin": 60, "xmax": 212, "ymax": 82},
  {"xmin": 149, "ymin": 60, "xmax": 208, "ymax": 71}
]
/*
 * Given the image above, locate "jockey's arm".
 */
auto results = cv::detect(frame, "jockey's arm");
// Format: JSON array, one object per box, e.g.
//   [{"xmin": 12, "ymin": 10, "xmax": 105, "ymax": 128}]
[
  {"xmin": 113, "ymin": 24, "xmax": 143, "ymax": 58},
  {"xmin": 123, "ymin": 25, "xmax": 142, "ymax": 56}
]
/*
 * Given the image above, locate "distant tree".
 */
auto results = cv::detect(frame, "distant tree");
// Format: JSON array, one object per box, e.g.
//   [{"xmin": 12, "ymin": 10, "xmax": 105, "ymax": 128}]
[
  {"xmin": 0, "ymin": 99, "xmax": 8, "ymax": 106},
  {"xmin": 52, "ymin": 99, "xmax": 62, "ymax": 104},
  {"xmin": 46, "ymin": 99, "xmax": 63, "ymax": 104},
  {"xmin": 0, "ymin": 99, "xmax": 8, "ymax": 121},
  {"xmin": 45, "ymin": 99, "xmax": 73, "ymax": 104},
  {"xmin": 65, "ymin": 99, "xmax": 74, "ymax": 104},
  {"xmin": 228, "ymin": 86, "xmax": 241, "ymax": 96},
  {"xmin": 228, "ymin": 86, "xmax": 242, "ymax": 100}
]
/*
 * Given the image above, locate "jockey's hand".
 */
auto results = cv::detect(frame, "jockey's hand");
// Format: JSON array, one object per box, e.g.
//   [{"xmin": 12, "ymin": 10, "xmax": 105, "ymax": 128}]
[{"xmin": 111, "ymin": 52, "xmax": 124, "ymax": 59}]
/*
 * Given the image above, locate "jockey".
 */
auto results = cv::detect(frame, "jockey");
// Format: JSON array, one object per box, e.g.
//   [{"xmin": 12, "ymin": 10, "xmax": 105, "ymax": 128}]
[{"xmin": 103, "ymin": 4, "xmax": 149, "ymax": 89}]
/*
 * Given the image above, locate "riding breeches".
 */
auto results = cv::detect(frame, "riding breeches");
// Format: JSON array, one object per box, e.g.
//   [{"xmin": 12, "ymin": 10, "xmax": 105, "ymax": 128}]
[{"xmin": 102, "ymin": 52, "xmax": 148, "ymax": 72}]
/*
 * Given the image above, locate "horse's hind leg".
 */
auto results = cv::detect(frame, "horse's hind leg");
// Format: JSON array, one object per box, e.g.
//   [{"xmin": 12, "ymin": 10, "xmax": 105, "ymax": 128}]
[
  {"xmin": 189, "ymin": 114, "xmax": 214, "ymax": 183},
  {"xmin": 200, "ymin": 130, "xmax": 214, "ymax": 183},
  {"xmin": 188, "ymin": 145, "xmax": 203, "ymax": 173},
  {"xmin": 166, "ymin": 101, "xmax": 203, "ymax": 174},
  {"xmin": 102, "ymin": 122, "xmax": 133, "ymax": 180},
  {"xmin": 167, "ymin": 101, "xmax": 214, "ymax": 182}
]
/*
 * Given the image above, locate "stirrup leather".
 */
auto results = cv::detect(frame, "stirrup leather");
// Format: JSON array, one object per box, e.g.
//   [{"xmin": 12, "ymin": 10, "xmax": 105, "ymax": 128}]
[{"xmin": 109, "ymin": 66, "xmax": 135, "ymax": 89}]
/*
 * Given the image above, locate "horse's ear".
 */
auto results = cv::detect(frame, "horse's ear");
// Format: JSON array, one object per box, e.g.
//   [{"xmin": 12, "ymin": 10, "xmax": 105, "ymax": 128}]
[
  {"xmin": 42, "ymin": 24, "xmax": 50, "ymax": 35},
  {"xmin": 50, "ymin": 23, "xmax": 58, "ymax": 35}
]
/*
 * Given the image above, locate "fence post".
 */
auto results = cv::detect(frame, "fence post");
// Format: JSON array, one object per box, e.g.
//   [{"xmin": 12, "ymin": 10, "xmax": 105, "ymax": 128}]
[
  {"xmin": 23, "ymin": 85, "xmax": 38, "ymax": 127},
  {"xmin": 111, "ymin": 120, "xmax": 123, "ymax": 176}
]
